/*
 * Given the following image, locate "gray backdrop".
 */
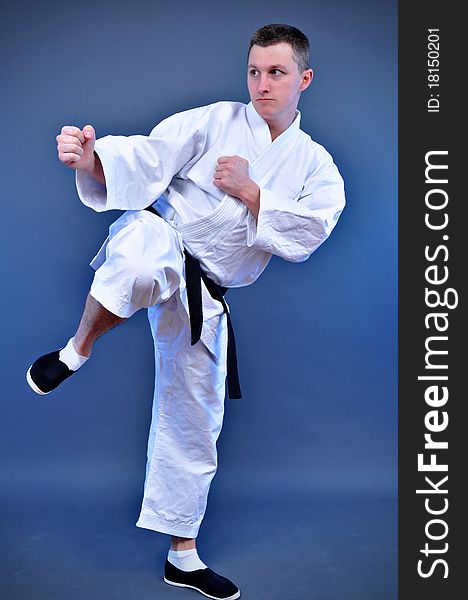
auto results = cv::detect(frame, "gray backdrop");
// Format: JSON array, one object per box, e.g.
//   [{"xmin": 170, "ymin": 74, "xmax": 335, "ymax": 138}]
[{"xmin": 1, "ymin": 1, "xmax": 397, "ymax": 598}]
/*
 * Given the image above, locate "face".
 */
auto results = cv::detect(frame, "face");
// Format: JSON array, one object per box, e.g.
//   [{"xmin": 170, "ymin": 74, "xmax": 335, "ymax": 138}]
[{"xmin": 247, "ymin": 42, "xmax": 313, "ymax": 133}]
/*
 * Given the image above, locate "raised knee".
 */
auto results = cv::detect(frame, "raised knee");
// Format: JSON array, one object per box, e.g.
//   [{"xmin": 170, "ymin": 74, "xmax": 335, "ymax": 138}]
[
  {"xmin": 125, "ymin": 257, "xmax": 158, "ymax": 289},
  {"xmin": 104, "ymin": 216, "xmax": 183, "ymax": 308},
  {"xmin": 126, "ymin": 256, "xmax": 182, "ymax": 307}
]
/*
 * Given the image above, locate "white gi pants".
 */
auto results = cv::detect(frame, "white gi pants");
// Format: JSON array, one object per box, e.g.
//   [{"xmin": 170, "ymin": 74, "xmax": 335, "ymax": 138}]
[{"xmin": 90, "ymin": 210, "xmax": 228, "ymax": 538}]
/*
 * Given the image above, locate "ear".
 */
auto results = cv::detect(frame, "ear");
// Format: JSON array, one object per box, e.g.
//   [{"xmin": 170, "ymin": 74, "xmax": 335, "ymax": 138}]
[{"xmin": 299, "ymin": 68, "xmax": 314, "ymax": 92}]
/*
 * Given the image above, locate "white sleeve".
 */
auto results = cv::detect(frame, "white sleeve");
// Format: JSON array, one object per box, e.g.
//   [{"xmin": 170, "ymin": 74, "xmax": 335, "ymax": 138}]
[
  {"xmin": 75, "ymin": 105, "xmax": 211, "ymax": 212},
  {"xmin": 246, "ymin": 146, "xmax": 345, "ymax": 262}
]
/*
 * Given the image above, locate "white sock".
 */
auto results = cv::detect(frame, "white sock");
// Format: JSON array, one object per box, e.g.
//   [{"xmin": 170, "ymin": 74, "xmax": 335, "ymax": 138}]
[
  {"xmin": 58, "ymin": 338, "xmax": 89, "ymax": 371},
  {"xmin": 167, "ymin": 548, "xmax": 207, "ymax": 572}
]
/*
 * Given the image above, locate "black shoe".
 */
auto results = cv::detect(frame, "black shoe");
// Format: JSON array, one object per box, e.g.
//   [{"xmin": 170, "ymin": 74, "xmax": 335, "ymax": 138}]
[
  {"xmin": 164, "ymin": 560, "xmax": 240, "ymax": 600},
  {"xmin": 26, "ymin": 350, "xmax": 75, "ymax": 395}
]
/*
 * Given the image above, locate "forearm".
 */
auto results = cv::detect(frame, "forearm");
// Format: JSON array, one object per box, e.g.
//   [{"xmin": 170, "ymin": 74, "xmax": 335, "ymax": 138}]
[
  {"xmin": 246, "ymin": 185, "xmax": 345, "ymax": 262},
  {"xmin": 237, "ymin": 181, "xmax": 260, "ymax": 219}
]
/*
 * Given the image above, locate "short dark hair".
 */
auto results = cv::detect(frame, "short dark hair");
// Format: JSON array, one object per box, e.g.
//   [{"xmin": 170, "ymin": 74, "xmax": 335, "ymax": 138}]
[{"xmin": 248, "ymin": 24, "xmax": 310, "ymax": 72}]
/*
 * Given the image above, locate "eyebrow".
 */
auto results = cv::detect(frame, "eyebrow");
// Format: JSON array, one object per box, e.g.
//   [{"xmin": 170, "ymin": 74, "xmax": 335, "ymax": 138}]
[{"xmin": 248, "ymin": 63, "xmax": 288, "ymax": 70}]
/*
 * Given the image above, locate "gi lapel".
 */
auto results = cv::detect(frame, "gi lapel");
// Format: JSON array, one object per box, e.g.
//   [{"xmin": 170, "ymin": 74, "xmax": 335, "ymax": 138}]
[
  {"xmin": 245, "ymin": 101, "xmax": 302, "ymax": 187},
  {"xmin": 176, "ymin": 103, "xmax": 301, "ymax": 250}
]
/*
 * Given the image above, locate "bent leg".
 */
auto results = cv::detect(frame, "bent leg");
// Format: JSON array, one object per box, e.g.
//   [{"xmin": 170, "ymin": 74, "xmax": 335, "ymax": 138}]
[
  {"xmin": 27, "ymin": 210, "xmax": 184, "ymax": 395},
  {"xmin": 76, "ymin": 210, "xmax": 184, "ymax": 353},
  {"xmin": 72, "ymin": 293, "xmax": 126, "ymax": 356},
  {"xmin": 90, "ymin": 210, "xmax": 184, "ymax": 319}
]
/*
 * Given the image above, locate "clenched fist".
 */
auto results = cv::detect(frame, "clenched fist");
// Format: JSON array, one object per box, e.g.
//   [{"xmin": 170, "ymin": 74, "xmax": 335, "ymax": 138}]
[
  {"xmin": 56, "ymin": 124, "xmax": 105, "ymax": 184},
  {"xmin": 213, "ymin": 155, "xmax": 260, "ymax": 217},
  {"xmin": 56, "ymin": 125, "xmax": 96, "ymax": 173}
]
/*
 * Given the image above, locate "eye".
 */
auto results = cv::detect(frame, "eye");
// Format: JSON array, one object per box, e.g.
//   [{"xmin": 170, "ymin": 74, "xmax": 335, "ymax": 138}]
[
  {"xmin": 271, "ymin": 69, "xmax": 283, "ymax": 76},
  {"xmin": 249, "ymin": 69, "xmax": 259, "ymax": 77}
]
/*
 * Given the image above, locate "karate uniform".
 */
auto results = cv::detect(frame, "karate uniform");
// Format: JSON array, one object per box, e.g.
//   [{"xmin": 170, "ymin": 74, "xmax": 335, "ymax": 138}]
[{"xmin": 76, "ymin": 101, "xmax": 345, "ymax": 537}]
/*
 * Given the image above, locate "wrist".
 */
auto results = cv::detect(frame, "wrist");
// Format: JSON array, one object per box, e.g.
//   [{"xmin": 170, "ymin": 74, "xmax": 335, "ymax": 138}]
[
  {"xmin": 240, "ymin": 182, "xmax": 260, "ymax": 218},
  {"xmin": 82, "ymin": 151, "xmax": 105, "ymax": 185},
  {"xmin": 85, "ymin": 152, "xmax": 97, "ymax": 175}
]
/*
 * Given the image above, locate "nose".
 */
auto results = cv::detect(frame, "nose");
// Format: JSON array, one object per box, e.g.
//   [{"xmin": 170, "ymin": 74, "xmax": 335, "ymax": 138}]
[{"xmin": 257, "ymin": 74, "xmax": 270, "ymax": 93}]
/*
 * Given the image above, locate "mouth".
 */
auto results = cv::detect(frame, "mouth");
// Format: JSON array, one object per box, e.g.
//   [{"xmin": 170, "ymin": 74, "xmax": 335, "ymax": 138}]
[{"xmin": 256, "ymin": 98, "xmax": 274, "ymax": 102}]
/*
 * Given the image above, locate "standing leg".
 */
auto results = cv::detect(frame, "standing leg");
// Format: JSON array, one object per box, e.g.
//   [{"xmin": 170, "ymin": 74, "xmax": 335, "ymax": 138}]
[
  {"xmin": 171, "ymin": 537, "xmax": 196, "ymax": 551},
  {"xmin": 136, "ymin": 293, "xmax": 228, "ymax": 538},
  {"xmin": 136, "ymin": 297, "xmax": 240, "ymax": 599}
]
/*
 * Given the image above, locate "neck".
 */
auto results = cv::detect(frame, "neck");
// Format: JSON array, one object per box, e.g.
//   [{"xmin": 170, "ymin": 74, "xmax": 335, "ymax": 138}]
[
  {"xmin": 267, "ymin": 111, "xmax": 297, "ymax": 141},
  {"xmin": 268, "ymin": 124, "xmax": 288, "ymax": 141}
]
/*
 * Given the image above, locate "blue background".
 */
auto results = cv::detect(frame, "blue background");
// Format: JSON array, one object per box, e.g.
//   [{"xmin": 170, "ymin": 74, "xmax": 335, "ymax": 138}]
[{"xmin": 1, "ymin": 1, "xmax": 397, "ymax": 598}]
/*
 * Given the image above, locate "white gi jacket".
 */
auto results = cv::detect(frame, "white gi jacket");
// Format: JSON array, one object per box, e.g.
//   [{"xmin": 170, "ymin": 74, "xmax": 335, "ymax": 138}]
[{"xmin": 76, "ymin": 101, "xmax": 345, "ymax": 359}]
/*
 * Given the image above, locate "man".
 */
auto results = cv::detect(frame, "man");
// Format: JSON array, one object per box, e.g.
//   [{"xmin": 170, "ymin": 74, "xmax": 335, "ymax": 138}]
[{"xmin": 27, "ymin": 24, "xmax": 345, "ymax": 600}]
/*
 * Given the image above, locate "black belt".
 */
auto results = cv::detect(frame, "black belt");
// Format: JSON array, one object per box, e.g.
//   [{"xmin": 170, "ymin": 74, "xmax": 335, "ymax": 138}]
[{"xmin": 145, "ymin": 206, "xmax": 242, "ymax": 399}]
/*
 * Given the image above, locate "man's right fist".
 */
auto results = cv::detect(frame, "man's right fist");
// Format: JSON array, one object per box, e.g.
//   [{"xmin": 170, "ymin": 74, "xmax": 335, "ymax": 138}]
[{"xmin": 56, "ymin": 125, "xmax": 96, "ymax": 172}]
